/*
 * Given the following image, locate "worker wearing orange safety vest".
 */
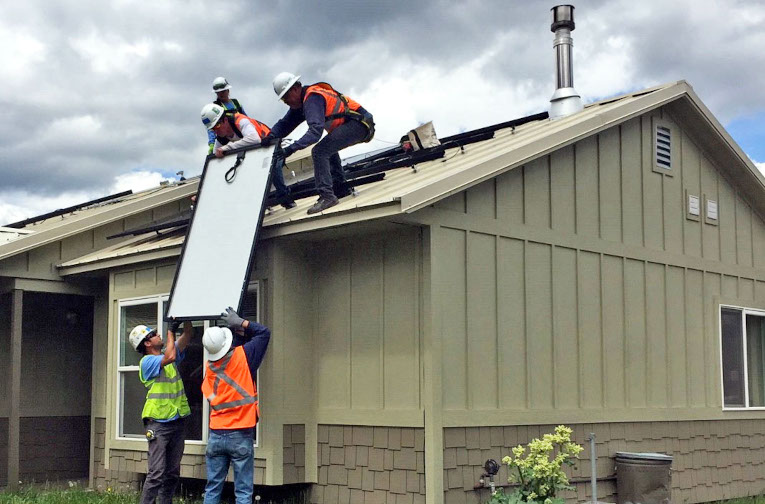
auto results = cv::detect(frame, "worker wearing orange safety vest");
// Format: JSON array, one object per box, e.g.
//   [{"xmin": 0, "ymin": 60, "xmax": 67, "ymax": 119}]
[
  {"xmin": 200, "ymin": 103, "xmax": 295, "ymax": 209},
  {"xmin": 201, "ymin": 307, "xmax": 270, "ymax": 504},
  {"xmin": 262, "ymin": 72, "xmax": 375, "ymax": 215}
]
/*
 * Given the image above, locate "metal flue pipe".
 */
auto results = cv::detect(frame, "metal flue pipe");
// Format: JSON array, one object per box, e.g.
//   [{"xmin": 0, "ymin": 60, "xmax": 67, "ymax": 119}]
[{"xmin": 549, "ymin": 5, "xmax": 583, "ymax": 119}]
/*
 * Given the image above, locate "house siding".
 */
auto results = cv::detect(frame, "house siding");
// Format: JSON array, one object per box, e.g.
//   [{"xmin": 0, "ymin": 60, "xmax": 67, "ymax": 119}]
[
  {"xmin": 310, "ymin": 425, "xmax": 425, "ymax": 504},
  {"xmin": 431, "ymin": 107, "xmax": 765, "ymax": 421},
  {"xmin": 443, "ymin": 420, "xmax": 765, "ymax": 504}
]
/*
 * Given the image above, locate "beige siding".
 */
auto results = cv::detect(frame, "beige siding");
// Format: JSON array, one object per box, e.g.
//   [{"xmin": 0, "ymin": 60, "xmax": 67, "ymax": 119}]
[
  {"xmin": 429, "ymin": 108, "xmax": 765, "ymax": 423},
  {"xmin": 311, "ymin": 227, "xmax": 423, "ymax": 417}
]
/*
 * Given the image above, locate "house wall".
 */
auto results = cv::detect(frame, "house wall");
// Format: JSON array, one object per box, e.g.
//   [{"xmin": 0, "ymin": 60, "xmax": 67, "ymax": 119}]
[
  {"xmin": 306, "ymin": 226, "xmax": 423, "ymax": 420},
  {"xmin": 0, "ymin": 293, "xmax": 9, "ymax": 485},
  {"xmin": 415, "ymin": 107, "xmax": 765, "ymax": 503},
  {"xmin": 443, "ymin": 419, "xmax": 765, "ymax": 504},
  {"xmin": 99, "ymin": 249, "xmax": 271, "ymax": 483},
  {"xmin": 0, "ymin": 292, "xmax": 93, "ymax": 486},
  {"xmin": 428, "ymin": 107, "xmax": 765, "ymax": 423}
]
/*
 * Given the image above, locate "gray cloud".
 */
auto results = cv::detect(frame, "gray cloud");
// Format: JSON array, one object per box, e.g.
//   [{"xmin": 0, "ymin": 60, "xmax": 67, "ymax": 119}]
[{"xmin": 0, "ymin": 0, "xmax": 763, "ymax": 214}]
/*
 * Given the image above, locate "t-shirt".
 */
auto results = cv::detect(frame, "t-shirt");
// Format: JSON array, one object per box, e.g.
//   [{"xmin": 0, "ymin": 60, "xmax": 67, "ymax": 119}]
[{"xmin": 141, "ymin": 350, "xmax": 186, "ymax": 423}]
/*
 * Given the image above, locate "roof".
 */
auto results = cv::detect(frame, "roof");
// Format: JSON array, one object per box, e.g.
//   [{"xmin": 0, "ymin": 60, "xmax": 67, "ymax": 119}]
[
  {"xmin": 0, "ymin": 182, "xmax": 197, "ymax": 262},
  {"xmin": 21, "ymin": 80, "xmax": 765, "ymax": 274}
]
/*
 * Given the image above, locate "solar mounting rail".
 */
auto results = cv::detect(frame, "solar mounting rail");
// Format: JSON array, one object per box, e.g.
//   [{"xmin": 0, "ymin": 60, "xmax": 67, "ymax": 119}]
[{"xmin": 4, "ymin": 190, "xmax": 133, "ymax": 229}]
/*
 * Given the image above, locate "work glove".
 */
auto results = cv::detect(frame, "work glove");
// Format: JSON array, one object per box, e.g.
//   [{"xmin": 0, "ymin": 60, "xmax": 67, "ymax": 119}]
[
  {"xmin": 282, "ymin": 145, "xmax": 296, "ymax": 158},
  {"xmin": 260, "ymin": 134, "xmax": 275, "ymax": 147},
  {"xmin": 208, "ymin": 143, "xmax": 215, "ymax": 155},
  {"xmin": 221, "ymin": 307, "xmax": 245, "ymax": 328},
  {"xmin": 169, "ymin": 319, "xmax": 181, "ymax": 333}
]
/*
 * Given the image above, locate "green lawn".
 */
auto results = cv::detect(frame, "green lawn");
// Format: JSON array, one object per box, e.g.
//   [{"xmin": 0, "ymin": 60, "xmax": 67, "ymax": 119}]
[{"xmin": 0, "ymin": 488, "xmax": 201, "ymax": 504}]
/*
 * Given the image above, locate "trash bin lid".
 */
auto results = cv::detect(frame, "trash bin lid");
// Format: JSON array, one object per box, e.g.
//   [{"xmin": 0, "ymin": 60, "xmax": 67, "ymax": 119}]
[{"xmin": 615, "ymin": 451, "xmax": 673, "ymax": 462}]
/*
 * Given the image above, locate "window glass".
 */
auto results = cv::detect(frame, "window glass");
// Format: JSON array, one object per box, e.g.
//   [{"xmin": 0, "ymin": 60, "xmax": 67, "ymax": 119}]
[
  {"xmin": 120, "ymin": 372, "xmax": 147, "ymax": 437},
  {"xmin": 179, "ymin": 320, "xmax": 205, "ymax": 440},
  {"xmin": 120, "ymin": 303, "xmax": 158, "ymax": 367},
  {"xmin": 746, "ymin": 314, "xmax": 765, "ymax": 407},
  {"xmin": 721, "ymin": 308, "xmax": 745, "ymax": 407}
]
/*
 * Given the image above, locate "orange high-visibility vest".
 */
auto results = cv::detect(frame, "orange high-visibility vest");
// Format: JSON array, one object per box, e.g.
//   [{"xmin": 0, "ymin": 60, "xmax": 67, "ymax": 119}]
[
  {"xmin": 304, "ymin": 83, "xmax": 363, "ymax": 133},
  {"xmin": 202, "ymin": 346, "xmax": 259, "ymax": 430},
  {"xmin": 233, "ymin": 113, "xmax": 271, "ymax": 139}
]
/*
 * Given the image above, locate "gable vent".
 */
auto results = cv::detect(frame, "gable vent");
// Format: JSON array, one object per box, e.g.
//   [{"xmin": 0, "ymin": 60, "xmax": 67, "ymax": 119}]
[{"xmin": 656, "ymin": 125, "xmax": 672, "ymax": 168}]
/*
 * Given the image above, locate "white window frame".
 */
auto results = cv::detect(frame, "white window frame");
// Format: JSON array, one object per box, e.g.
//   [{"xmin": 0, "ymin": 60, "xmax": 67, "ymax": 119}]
[
  {"xmin": 719, "ymin": 304, "xmax": 765, "ymax": 411},
  {"xmin": 115, "ymin": 282, "xmax": 261, "ymax": 446}
]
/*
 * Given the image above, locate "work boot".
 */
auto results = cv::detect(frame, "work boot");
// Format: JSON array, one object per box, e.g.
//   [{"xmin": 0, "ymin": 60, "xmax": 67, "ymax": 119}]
[
  {"xmin": 307, "ymin": 195, "xmax": 338, "ymax": 215},
  {"xmin": 281, "ymin": 199, "xmax": 296, "ymax": 210}
]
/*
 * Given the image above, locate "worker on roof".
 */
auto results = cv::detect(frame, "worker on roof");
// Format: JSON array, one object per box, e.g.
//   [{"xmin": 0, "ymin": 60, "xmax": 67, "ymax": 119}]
[
  {"xmin": 261, "ymin": 72, "xmax": 375, "ymax": 214},
  {"xmin": 201, "ymin": 307, "xmax": 271, "ymax": 504},
  {"xmin": 201, "ymin": 103, "xmax": 296, "ymax": 209},
  {"xmin": 128, "ymin": 320, "xmax": 193, "ymax": 504},
  {"xmin": 207, "ymin": 77, "xmax": 247, "ymax": 155}
]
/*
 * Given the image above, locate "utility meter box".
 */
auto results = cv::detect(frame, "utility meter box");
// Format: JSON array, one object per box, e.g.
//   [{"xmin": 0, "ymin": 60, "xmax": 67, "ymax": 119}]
[{"xmin": 614, "ymin": 452, "xmax": 672, "ymax": 504}]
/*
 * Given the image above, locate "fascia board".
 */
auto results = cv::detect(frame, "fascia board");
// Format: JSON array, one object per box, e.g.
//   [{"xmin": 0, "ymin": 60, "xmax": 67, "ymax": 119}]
[
  {"xmin": 681, "ymin": 85, "xmax": 765, "ymax": 191},
  {"xmin": 0, "ymin": 182, "xmax": 198, "ymax": 262},
  {"xmin": 58, "ymin": 247, "xmax": 182, "ymax": 276},
  {"xmin": 260, "ymin": 202, "xmax": 402, "ymax": 239},
  {"xmin": 399, "ymin": 82, "xmax": 689, "ymax": 214}
]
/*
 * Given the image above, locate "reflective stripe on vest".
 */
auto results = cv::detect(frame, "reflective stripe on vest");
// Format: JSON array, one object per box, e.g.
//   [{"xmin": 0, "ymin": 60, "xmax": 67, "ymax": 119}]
[
  {"xmin": 139, "ymin": 358, "xmax": 191, "ymax": 421},
  {"xmin": 304, "ymin": 83, "xmax": 362, "ymax": 133},
  {"xmin": 202, "ymin": 346, "xmax": 258, "ymax": 429}
]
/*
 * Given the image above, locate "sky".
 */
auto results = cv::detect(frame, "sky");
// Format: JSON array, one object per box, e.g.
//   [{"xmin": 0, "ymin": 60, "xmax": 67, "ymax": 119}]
[{"xmin": 1, "ymin": 0, "xmax": 764, "ymax": 225}]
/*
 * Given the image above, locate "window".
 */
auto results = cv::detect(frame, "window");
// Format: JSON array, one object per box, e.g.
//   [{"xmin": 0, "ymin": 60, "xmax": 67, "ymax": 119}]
[
  {"xmin": 720, "ymin": 306, "xmax": 765, "ymax": 409},
  {"xmin": 117, "ymin": 295, "xmax": 206, "ymax": 441},
  {"xmin": 116, "ymin": 283, "xmax": 260, "ymax": 443}
]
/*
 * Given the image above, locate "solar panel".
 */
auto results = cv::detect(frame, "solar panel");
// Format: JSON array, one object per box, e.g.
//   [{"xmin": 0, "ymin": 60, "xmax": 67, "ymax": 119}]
[{"xmin": 165, "ymin": 146, "xmax": 275, "ymax": 321}]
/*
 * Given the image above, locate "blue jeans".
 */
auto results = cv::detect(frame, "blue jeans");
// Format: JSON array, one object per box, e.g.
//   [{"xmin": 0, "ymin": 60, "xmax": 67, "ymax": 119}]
[
  {"xmin": 203, "ymin": 430, "xmax": 254, "ymax": 504},
  {"xmin": 271, "ymin": 155, "xmax": 291, "ymax": 200}
]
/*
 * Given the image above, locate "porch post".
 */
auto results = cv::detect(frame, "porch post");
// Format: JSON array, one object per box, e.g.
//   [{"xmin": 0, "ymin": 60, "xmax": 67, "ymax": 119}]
[{"xmin": 7, "ymin": 289, "xmax": 22, "ymax": 491}]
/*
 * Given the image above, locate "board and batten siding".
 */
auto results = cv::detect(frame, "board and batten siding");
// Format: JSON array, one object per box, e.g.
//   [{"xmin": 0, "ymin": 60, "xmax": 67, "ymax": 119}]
[
  {"xmin": 428, "ymin": 107, "xmax": 765, "ymax": 426},
  {"xmin": 295, "ymin": 227, "xmax": 424, "ymax": 425}
]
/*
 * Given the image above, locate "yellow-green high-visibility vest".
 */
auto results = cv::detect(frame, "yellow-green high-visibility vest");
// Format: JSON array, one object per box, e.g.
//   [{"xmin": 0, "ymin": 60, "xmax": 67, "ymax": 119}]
[{"xmin": 139, "ymin": 357, "xmax": 191, "ymax": 421}]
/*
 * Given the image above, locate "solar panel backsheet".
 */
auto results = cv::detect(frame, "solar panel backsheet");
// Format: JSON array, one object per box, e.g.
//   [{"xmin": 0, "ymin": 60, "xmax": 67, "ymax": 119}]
[{"xmin": 166, "ymin": 146, "xmax": 275, "ymax": 320}]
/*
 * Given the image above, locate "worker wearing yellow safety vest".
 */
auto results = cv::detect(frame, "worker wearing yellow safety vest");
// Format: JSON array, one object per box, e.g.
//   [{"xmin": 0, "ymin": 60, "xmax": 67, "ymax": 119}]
[
  {"xmin": 207, "ymin": 77, "xmax": 248, "ymax": 155},
  {"xmin": 261, "ymin": 72, "xmax": 375, "ymax": 215},
  {"xmin": 201, "ymin": 307, "xmax": 271, "ymax": 504},
  {"xmin": 128, "ymin": 320, "xmax": 193, "ymax": 504}
]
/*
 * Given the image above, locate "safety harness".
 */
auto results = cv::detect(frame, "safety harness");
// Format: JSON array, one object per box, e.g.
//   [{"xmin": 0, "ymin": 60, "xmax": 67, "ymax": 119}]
[{"xmin": 310, "ymin": 82, "xmax": 375, "ymax": 143}]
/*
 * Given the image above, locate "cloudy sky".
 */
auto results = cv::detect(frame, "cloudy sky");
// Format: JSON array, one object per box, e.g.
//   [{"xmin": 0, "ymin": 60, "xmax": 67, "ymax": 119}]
[{"xmin": 1, "ymin": 0, "xmax": 764, "ymax": 225}]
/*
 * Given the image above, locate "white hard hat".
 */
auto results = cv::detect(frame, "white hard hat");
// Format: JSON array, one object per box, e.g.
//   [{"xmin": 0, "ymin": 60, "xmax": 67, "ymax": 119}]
[
  {"xmin": 129, "ymin": 324, "xmax": 156, "ymax": 351},
  {"xmin": 203, "ymin": 326, "xmax": 233, "ymax": 361},
  {"xmin": 212, "ymin": 76, "xmax": 231, "ymax": 93},
  {"xmin": 201, "ymin": 103, "xmax": 225, "ymax": 131},
  {"xmin": 273, "ymin": 72, "xmax": 301, "ymax": 99}
]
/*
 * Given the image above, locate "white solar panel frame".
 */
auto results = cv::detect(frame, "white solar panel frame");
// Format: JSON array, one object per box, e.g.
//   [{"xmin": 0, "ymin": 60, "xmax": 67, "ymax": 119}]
[{"xmin": 166, "ymin": 146, "xmax": 275, "ymax": 320}]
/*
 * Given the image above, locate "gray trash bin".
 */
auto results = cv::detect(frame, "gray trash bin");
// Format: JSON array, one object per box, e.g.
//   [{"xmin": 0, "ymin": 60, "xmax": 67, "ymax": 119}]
[{"xmin": 615, "ymin": 452, "xmax": 672, "ymax": 504}]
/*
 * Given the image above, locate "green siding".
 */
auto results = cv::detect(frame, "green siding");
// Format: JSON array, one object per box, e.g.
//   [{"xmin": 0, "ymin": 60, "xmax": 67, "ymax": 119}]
[
  {"xmin": 430, "ymin": 108, "xmax": 765, "ymax": 423},
  {"xmin": 311, "ymin": 228, "xmax": 423, "ymax": 414}
]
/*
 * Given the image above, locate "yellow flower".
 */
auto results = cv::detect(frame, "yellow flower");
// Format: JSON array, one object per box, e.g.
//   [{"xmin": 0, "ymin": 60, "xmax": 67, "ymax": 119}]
[{"xmin": 502, "ymin": 455, "xmax": 511, "ymax": 464}]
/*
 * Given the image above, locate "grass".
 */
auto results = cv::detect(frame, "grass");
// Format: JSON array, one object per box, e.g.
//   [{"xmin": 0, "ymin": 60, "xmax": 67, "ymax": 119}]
[
  {"xmin": 0, "ymin": 482, "xmax": 309, "ymax": 504},
  {"xmin": 0, "ymin": 488, "xmax": 201, "ymax": 504}
]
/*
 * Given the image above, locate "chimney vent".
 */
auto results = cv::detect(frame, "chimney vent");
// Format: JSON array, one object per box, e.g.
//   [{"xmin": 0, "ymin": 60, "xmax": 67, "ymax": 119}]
[{"xmin": 549, "ymin": 5, "xmax": 583, "ymax": 119}]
